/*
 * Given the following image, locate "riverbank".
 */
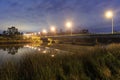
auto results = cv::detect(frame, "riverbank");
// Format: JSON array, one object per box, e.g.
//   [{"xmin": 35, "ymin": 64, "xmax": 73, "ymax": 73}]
[
  {"xmin": 0, "ymin": 40, "xmax": 31, "ymax": 44},
  {"xmin": 0, "ymin": 35, "xmax": 42, "ymax": 44},
  {"xmin": 0, "ymin": 43, "xmax": 120, "ymax": 80}
]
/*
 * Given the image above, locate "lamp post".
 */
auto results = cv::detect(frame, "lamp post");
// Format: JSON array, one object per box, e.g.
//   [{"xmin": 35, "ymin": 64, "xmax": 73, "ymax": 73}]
[
  {"xmin": 50, "ymin": 26, "xmax": 56, "ymax": 35},
  {"xmin": 51, "ymin": 26, "xmax": 55, "ymax": 32},
  {"xmin": 38, "ymin": 32, "xmax": 41, "ymax": 36},
  {"xmin": 42, "ymin": 29, "xmax": 47, "ymax": 36},
  {"xmin": 105, "ymin": 10, "xmax": 114, "ymax": 34},
  {"xmin": 66, "ymin": 21, "xmax": 72, "ymax": 36}
]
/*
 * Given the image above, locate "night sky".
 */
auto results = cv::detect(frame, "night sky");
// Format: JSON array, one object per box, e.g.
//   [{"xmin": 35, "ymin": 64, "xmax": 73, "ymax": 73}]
[{"xmin": 0, "ymin": 0, "xmax": 120, "ymax": 33}]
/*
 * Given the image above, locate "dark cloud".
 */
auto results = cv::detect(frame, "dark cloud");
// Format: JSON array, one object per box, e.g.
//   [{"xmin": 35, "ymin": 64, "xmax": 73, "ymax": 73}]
[{"xmin": 10, "ymin": 2, "xmax": 20, "ymax": 7}]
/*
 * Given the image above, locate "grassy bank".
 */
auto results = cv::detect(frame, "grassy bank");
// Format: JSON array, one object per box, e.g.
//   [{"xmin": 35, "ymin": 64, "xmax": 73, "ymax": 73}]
[
  {"xmin": 0, "ymin": 44, "xmax": 120, "ymax": 80},
  {"xmin": 0, "ymin": 36, "xmax": 42, "ymax": 44}
]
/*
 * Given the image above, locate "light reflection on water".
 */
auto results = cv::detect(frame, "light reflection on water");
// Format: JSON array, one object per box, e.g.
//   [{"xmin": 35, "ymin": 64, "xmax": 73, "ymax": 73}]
[
  {"xmin": 0, "ymin": 44, "xmax": 69, "ymax": 64},
  {"xmin": 24, "ymin": 44, "xmax": 69, "ymax": 55}
]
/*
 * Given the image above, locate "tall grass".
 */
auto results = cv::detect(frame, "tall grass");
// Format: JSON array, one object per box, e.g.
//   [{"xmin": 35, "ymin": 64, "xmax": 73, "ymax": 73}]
[{"xmin": 0, "ymin": 43, "xmax": 120, "ymax": 80}]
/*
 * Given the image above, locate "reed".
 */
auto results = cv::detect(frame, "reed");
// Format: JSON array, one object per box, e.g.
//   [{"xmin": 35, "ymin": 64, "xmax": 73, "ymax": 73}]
[{"xmin": 0, "ymin": 43, "xmax": 120, "ymax": 80}]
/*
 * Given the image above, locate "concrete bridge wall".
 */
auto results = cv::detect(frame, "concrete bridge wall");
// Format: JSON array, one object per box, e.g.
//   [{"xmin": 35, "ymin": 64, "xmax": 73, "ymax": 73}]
[{"xmin": 40, "ymin": 34, "xmax": 120, "ymax": 45}]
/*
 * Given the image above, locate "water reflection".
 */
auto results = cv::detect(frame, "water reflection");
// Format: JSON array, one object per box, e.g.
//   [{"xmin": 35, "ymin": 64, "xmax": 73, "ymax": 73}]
[
  {"xmin": 0, "ymin": 43, "xmax": 71, "ymax": 65},
  {"xmin": 0, "ymin": 45, "xmax": 24, "ymax": 55},
  {"xmin": 24, "ymin": 44, "xmax": 56, "ymax": 54},
  {"xmin": 24, "ymin": 44, "xmax": 70, "ymax": 57},
  {"xmin": 0, "ymin": 43, "xmax": 70, "ymax": 59}
]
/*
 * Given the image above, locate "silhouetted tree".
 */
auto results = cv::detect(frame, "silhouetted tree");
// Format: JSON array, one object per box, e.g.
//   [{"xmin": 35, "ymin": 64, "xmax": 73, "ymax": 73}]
[
  {"xmin": 3, "ymin": 30, "xmax": 7, "ymax": 36},
  {"xmin": 2, "ymin": 26, "xmax": 23, "ymax": 39}
]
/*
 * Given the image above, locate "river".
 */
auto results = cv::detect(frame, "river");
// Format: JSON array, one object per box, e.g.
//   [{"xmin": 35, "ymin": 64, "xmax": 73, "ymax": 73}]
[{"xmin": 0, "ymin": 43, "xmax": 70, "ymax": 64}]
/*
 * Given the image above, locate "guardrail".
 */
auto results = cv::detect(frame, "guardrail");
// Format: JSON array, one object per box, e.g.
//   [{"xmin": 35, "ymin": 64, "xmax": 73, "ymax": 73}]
[{"xmin": 40, "ymin": 33, "xmax": 120, "ymax": 45}]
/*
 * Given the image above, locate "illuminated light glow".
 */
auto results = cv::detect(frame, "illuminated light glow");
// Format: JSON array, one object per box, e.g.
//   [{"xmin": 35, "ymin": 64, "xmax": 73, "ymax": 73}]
[
  {"xmin": 38, "ymin": 48, "xmax": 41, "ymax": 51},
  {"xmin": 51, "ymin": 55, "xmax": 55, "ymax": 57},
  {"xmin": 38, "ymin": 32, "xmax": 41, "ymax": 34},
  {"xmin": 50, "ymin": 26, "xmax": 56, "ymax": 32},
  {"xmin": 42, "ymin": 29, "xmax": 47, "ymax": 34},
  {"xmin": 55, "ymin": 49, "xmax": 59, "ymax": 51},
  {"xmin": 23, "ymin": 33, "xmax": 31, "ymax": 36},
  {"xmin": 23, "ymin": 33, "xmax": 32, "ymax": 39},
  {"xmin": 66, "ymin": 21, "xmax": 72, "ymax": 28},
  {"xmin": 65, "ymin": 21, "xmax": 73, "ymax": 35},
  {"xmin": 31, "ymin": 33, "xmax": 34, "ymax": 35},
  {"xmin": 43, "ymin": 50, "xmax": 47, "ymax": 53},
  {"xmin": 45, "ymin": 47, "xmax": 49, "ymax": 49},
  {"xmin": 24, "ymin": 45, "xmax": 30, "ymax": 48},
  {"xmin": 105, "ymin": 10, "xmax": 114, "ymax": 34},
  {"xmin": 105, "ymin": 10, "xmax": 113, "ymax": 19}
]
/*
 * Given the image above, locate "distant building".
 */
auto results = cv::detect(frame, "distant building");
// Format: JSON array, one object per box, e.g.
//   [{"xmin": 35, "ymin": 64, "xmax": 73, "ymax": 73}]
[
  {"xmin": 23, "ymin": 32, "xmax": 34, "ymax": 37},
  {"xmin": 81, "ymin": 29, "xmax": 89, "ymax": 34}
]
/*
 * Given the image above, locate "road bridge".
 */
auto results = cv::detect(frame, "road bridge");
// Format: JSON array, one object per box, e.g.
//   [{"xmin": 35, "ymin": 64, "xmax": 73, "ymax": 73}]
[{"xmin": 40, "ymin": 33, "xmax": 120, "ymax": 45}]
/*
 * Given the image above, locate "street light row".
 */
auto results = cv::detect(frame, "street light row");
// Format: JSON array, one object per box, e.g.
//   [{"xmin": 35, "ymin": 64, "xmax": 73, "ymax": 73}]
[
  {"xmin": 42, "ymin": 26, "xmax": 56, "ymax": 35},
  {"xmin": 42, "ymin": 10, "xmax": 114, "ymax": 35},
  {"xmin": 27, "ymin": 10, "xmax": 114, "ymax": 36},
  {"xmin": 42, "ymin": 21, "xmax": 73, "ymax": 35}
]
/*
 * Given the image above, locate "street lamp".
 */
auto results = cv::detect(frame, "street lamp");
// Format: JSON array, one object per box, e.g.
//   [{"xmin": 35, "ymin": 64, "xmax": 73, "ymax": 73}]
[
  {"xmin": 50, "ymin": 26, "xmax": 56, "ymax": 35},
  {"xmin": 50, "ymin": 26, "xmax": 56, "ymax": 32},
  {"xmin": 105, "ymin": 10, "xmax": 114, "ymax": 34},
  {"xmin": 38, "ymin": 32, "xmax": 41, "ymax": 36},
  {"xmin": 66, "ymin": 21, "xmax": 73, "ymax": 35},
  {"xmin": 38, "ymin": 32, "xmax": 41, "ymax": 35},
  {"xmin": 42, "ymin": 29, "xmax": 47, "ymax": 36}
]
